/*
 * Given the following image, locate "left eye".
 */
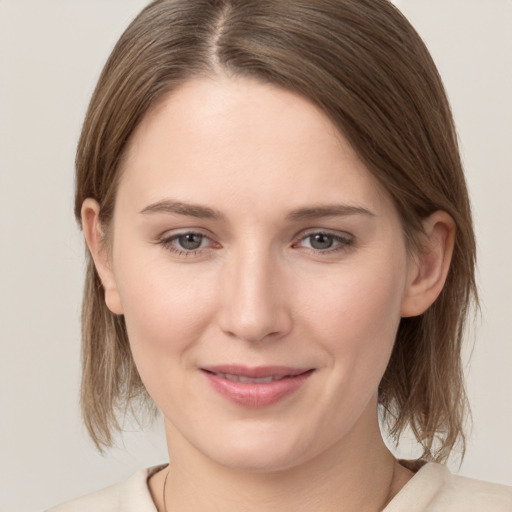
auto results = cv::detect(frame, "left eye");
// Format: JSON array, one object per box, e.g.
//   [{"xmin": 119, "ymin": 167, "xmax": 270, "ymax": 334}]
[
  {"xmin": 295, "ymin": 232, "xmax": 352, "ymax": 251},
  {"xmin": 175, "ymin": 233, "xmax": 207, "ymax": 250}
]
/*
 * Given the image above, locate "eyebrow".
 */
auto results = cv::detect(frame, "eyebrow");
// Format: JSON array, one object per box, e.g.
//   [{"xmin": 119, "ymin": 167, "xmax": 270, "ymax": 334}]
[
  {"xmin": 139, "ymin": 199, "xmax": 374, "ymax": 221},
  {"xmin": 286, "ymin": 204, "xmax": 375, "ymax": 221},
  {"xmin": 140, "ymin": 200, "xmax": 224, "ymax": 219}
]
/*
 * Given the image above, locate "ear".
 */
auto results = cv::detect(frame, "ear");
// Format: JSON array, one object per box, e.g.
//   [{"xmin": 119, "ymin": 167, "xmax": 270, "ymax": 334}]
[
  {"xmin": 81, "ymin": 198, "xmax": 123, "ymax": 315},
  {"xmin": 401, "ymin": 211, "xmax": 455, "ymax": 318}
]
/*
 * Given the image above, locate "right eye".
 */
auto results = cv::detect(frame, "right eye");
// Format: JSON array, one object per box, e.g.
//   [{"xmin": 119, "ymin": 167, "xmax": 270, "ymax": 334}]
[{"xmin": 159, "ymin": 231, "xmax": 217, "ymax": 256}]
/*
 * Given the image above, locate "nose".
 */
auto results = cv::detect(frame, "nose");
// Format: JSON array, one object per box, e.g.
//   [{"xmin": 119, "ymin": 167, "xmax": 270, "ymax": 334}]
[{"xmin": 217, "ymin": 246, "xmax": 293, "ymax": 343}]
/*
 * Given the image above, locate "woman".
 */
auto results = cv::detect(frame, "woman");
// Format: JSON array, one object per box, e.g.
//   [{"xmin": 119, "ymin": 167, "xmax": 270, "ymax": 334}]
[{"xmin": 48, "ymin": 0, "xmax": 512, "ymax": 510}]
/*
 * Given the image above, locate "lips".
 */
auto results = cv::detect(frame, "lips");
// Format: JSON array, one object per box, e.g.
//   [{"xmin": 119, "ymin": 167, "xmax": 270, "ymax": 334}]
[
  {"xmin": 210, "ymin": 373, "xmax": 287, "ymax": 383},
  {"xmin": 201, "ymin": 365, "xmax": 314, "ymax": 408}
]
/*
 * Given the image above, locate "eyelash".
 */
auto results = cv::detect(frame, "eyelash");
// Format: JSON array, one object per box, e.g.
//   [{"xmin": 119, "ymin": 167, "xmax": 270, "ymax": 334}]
[
  {"xmin": 159, "ymin": 232, "xmax": 216, "ymax": 257},
  {"xmin": 158, "ymin": 230, "xmax": 354, "ymax": 257},
  {"xmin": 292, "ymin": 231, "xmax": 354, "ymax": 254}
]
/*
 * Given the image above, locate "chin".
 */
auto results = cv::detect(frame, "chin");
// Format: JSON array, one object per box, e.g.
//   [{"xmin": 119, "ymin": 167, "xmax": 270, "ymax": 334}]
[
  {"xmin": 193, "ymin": 421, "xmax": 319, "ymax": 474},
  {"xmin": 211, "ymin": 446, "xmax": 305, "ymax": 474}
]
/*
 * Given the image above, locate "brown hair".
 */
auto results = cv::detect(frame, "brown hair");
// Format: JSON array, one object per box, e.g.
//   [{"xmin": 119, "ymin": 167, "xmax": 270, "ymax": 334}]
[{"xmin": 76, "ymin": 0, "xmax": 477, "ymax": 460}]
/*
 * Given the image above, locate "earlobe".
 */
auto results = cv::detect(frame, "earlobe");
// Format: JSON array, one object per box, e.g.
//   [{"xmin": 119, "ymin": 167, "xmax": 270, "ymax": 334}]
[
  {"xmin": 401, "ymin": 211, "xmax": 455, "ymax": 318},
  {"xmin": 81, "ymin": 198, "xmax": 124, "ymax": 315}
]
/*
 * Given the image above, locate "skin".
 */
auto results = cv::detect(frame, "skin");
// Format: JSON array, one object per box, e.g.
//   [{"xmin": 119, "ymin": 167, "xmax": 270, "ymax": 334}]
[{"xmin": 83, "ymin": 75, "xmax": 455, "ymax": 511}]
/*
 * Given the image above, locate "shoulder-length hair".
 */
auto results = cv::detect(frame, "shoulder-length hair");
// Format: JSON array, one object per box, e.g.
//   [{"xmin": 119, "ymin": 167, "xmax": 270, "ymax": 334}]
[{"xmin": 76, "ymin": 0, "xmax": 477, "ymax": 461}]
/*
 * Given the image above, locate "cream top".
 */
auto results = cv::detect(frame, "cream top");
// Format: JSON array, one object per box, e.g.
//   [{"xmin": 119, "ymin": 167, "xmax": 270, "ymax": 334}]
[{"xmin": 47, "ymin": 462, "xmax": 512, "ymax": 511}]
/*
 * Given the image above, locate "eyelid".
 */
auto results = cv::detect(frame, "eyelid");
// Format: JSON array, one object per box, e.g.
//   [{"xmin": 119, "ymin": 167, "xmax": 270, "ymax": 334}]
[
  {"xmin": 158, "ymin": 229, "xmax": 220, "ymax": 256},
  {"xmin": 292, "ymin": 229, "xmax": 355, "ymax": 252},
  {"xmin": 294, "ymin": 227, "xmax": 354, "ymax": 242},
  {"xmin": 155, "ymin": 227, "xmax": 354, "ymax": 257},
  {"xmin": 158, "ymin": 227, "xmax": 214, "ymax": 243}
]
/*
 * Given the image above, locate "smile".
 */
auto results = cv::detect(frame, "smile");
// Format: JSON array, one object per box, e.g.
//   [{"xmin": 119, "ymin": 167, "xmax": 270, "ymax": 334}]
[
  {"xmin": 201, "ymin": 366, "xmax": 314, "ymax": 408},
  {"xmin": 208, "ymin": 372, "xmax": 289, "ymax": 383}
]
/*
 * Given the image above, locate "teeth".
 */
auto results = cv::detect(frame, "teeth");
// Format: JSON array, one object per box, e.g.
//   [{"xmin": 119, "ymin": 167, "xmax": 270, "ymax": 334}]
[{"xmin": 215, "ymin": 373, "xmax": 285, "ymax": 383}]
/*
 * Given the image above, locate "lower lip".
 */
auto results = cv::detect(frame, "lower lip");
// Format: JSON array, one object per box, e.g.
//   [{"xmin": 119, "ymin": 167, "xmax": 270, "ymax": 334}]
[{"xmin": 202, "ymin": 370, "xmax": 314, "ymax": 408}]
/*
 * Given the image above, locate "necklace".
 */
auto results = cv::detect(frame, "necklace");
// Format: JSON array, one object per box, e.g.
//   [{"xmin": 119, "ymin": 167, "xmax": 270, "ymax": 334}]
[
  {"xmin": 160, "ymin": 459, "xmax": 401, "ymax": 511},
  {"xmin": 162, "ymin": 467, "xmax": 170, "ymax": 512}
]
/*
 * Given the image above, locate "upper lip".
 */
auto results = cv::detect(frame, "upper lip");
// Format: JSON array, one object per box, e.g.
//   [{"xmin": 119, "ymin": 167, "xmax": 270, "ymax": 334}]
[{"xmin": 201, "ymin": 365, "xmax": 311, "ymax": 379}]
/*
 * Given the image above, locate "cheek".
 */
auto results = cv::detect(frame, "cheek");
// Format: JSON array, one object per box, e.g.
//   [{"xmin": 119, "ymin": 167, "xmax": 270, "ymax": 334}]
[
  {"xmin": 298, "ymin": 262, "xmax": 404, "ymax": 341},
  {"xmin": 114, "ymin": 256, "xmax": 218, "ymax": 387},
  {"xmin": 294, "ymin": 253, "xmax": 407, "ymax": 386}
]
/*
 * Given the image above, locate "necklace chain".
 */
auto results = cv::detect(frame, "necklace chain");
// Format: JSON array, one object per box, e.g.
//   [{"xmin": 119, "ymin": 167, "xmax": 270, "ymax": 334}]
[
  {"xmin": 160, "ymin": 459, "xmax": 400, "ymax": 511},
  {"xmin": 162, "ymin": 467, "xmax": 170, "ymax": 512}
]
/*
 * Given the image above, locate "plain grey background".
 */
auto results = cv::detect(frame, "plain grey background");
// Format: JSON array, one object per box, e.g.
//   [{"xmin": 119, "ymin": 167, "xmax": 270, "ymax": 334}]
[{"xmin": 1, "ymin": 1, "xmax": 511, "ymax": 511}]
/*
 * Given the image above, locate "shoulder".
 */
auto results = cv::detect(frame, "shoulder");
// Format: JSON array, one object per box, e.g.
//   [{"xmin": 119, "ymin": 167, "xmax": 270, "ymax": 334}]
[
  {"xmin": 432, "ymin": 470, "xmax": 512, "ymax": 511},
  {"xmin": 45, "ymin": 465, "xmax": 165, "ymax": 512},
  {"xmin": 386, "ymin": 462, "xmax": 512, "ymax": 512}
]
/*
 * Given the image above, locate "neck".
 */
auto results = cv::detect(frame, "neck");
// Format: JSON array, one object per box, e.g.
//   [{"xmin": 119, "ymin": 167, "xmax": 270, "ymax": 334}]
[{"xmin": 150, "ymin": 407, "xmax": 412, "ymax": 512}]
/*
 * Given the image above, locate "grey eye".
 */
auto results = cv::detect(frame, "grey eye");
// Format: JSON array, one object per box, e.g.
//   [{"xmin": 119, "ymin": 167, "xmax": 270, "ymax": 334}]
[
  {"xmin": 308, "ymin": 233, "xmax": 335, "ymax": 250},
  {"xmin": 177, "ymin": 233, "xmax": 204, "ymax": 250}
]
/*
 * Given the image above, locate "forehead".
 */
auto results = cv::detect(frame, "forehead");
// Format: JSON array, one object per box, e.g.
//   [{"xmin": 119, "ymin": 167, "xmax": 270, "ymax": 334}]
[{"xmin": 119, "ymin": 76, "xmax": 392, "ymax": 217}]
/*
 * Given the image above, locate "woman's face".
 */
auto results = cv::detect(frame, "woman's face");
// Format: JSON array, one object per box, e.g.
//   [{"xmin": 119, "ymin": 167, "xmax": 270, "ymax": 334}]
[{"xmin": 101, "ymin": 76, "xmax": 417, "ymax": 471}]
